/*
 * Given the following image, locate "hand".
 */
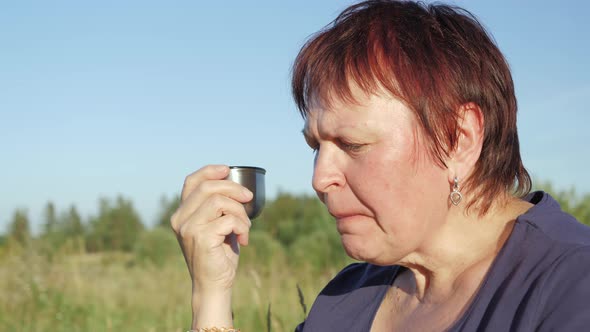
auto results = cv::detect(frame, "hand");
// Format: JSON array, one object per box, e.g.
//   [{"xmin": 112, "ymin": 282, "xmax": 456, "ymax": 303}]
[{"xmin": 170, "ymin": 165, "xmax": 253, "ymax": 313}]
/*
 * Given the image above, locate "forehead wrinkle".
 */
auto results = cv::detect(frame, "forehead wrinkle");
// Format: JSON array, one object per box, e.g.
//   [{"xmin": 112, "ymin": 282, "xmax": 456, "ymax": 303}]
[
  {"xmin": 315, "ymin": 109, "xmax": 338, "ymax": 139},
  {"xmin": 302, "ymin": 109, "xmax": 339, "ymax": 143},
  {"xmin": 308, "ymin": 97, "xmax": 387, "ymax": 140}
]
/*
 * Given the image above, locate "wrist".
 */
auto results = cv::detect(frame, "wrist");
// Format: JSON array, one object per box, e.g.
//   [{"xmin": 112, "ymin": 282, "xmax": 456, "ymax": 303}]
[
  {"xmin": 188, "ymin": 329, "xmax": 240, "ymax": 332},
  {"xmin": 192, "ymin": 289, "xmax": 233, "ymax": 329}
]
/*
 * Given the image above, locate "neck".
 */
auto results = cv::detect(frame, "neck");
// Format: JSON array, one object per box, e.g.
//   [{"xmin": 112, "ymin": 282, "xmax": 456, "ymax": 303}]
[{"xmin": 398, "ymin": 196, "xmax": 533, "ymax": 304}]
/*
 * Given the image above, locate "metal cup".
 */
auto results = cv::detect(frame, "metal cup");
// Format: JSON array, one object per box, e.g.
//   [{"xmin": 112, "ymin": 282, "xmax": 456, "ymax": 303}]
[{"xmin": 226, "ymin": 166, "xmax": 266, "ymax": 219}]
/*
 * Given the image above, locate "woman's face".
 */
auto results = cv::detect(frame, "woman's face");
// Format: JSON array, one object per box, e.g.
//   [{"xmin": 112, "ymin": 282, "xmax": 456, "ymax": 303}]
[{"xmin": 304, "ymin": 89, "xmax": 451, "ymax": 265}]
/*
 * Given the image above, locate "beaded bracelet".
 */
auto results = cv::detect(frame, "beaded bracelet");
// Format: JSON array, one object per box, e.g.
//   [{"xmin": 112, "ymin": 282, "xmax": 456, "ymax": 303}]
[{"xmin": 188, "ymin": 328, "xmax": 240, "ymax": 332}]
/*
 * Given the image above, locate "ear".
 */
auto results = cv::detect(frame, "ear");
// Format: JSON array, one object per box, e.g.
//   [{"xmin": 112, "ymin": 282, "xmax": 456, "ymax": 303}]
[{"xmin": 447, "ymin": 103, "xmax": 484, "ymax": 183}]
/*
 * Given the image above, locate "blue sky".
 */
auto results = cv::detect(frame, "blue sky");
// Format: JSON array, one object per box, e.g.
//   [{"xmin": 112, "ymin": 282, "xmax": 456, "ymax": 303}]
[{"xmin": 1, "ymin": 0, "xmax": 589, "ymax": 233}]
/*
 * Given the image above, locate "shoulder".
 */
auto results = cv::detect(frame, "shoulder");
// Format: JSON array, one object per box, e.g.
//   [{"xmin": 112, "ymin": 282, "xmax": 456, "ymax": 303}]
[
  {"xmin": 516, "ymin": 191, "xmax": 590, "ymax": 298},
  {"xmin": 461, "ymin": 242, "xmax": 590, "ymax": 331},
  {"xmin": 458, "ymin": 192, "xmax": 590, "ymax": 330},
  {"xmin": 518, "ymin": 191, "xmax": 590, "ymax": 247},
  {"xmin": 535, "ymin": 246, "xmax": 590, "ymax": 331},
  {"xmin": 517, "ymin": 192, "xmax": 590, "ymax": 330},
  {"xmin": 539, "ymin": 244, "xmax": 590, "ymax": 290}
]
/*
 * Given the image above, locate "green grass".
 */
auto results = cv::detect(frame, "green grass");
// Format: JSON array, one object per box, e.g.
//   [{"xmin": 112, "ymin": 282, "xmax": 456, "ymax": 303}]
[{"xmin": 0, "ymin": 238, "xmax": 348, "ymax": 332}]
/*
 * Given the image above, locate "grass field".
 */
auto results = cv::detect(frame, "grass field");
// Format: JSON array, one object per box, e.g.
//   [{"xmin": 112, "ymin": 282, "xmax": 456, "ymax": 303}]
[
  {"xmin": 0, "ymin": 235, "xmax": 347, "ymax": 332},
  {"xmin": 6, "ymin": 186, "xmax": 585, "ymax": 331}
]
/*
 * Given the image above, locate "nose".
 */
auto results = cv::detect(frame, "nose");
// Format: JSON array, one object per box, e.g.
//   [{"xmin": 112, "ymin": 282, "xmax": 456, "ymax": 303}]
[{"xmin": 312, "ymin": 146, "xmax": 345, "ymax": 200}]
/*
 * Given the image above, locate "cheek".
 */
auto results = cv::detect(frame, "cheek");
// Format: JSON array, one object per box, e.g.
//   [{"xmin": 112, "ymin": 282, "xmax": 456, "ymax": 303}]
[
  {"xmin": 347, "ymin": 156, "xmax": 411, "ymax": 226},
  {"xmin": 352, "ymin": 145, "xmax": 448, "ymax": 231},
  {"xmin": 361, "ymin": 146, "xmax": 417, "ymax": 202}
]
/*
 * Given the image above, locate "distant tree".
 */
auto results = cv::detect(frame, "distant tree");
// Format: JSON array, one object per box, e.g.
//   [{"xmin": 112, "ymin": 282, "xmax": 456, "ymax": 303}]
[
  {"xmin": 551, "ymin": 190, "xmax": 590, "ymax": 226},
  {"xmin": 157, "ymin": 194, "xmax": 180, "ymax": 228},
  {"xmin": 133, "ymin": 227, "xmax": 180, "ymax": 267},
  {"xmin": 62, "ymin": 205, "xmax": 84, "ymax": 238},
  {"xmin": 42, "ymin": 202, "xmax": 58, "ymax": 236},
  {"xmin": 40, "ymin": 201, "xmax": 62, "ymax": 248},
  {"xmin": 570, "ymin": 193, "xmax": 590, "ymax": 226},
  {"xmin": 86, "ymin": 195, "xmax": 144, "ymax": 252},
  {"xmin": 255, "ymin": 192, "xmax": 334, "ymax": 247},
  {"xmin": 8, "ymin": 209, "xmax": 31, "ymax": 244},
  {"xmin": 39, "ymin": 202, "xmax": 85, "ymax": 251}
]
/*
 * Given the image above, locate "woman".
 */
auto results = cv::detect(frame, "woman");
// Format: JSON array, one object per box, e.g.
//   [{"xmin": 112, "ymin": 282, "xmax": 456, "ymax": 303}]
[{"xmin": 171, "ymin": 1, "xmax": 590, "ymax": 331}]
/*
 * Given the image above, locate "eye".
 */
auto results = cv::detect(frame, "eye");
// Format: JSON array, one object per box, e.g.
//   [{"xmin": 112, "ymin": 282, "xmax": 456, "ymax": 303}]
[
  {"xmin": 307, "ymin": 140, "xmax": 319, "ymax": 153},
  {"xmin": 338, "ymin": 139, "xmax": 365, "ymax": 153},
  {"xmin": 303, "ymin": 135, "xmax": 319, "ymax": 153}
]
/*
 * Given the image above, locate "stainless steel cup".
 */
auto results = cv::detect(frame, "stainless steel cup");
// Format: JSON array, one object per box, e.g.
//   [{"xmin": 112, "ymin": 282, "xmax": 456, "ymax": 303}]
[{"xmin": 226, "ymin": 166, "xmax": 266, "ymax": 219}]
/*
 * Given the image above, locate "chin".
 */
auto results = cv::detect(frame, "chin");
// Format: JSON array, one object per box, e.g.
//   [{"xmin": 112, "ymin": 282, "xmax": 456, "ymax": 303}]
[
  {"xmin": 341, "ymin": 235, "xmax": 401, "ymax": 266},
  {"xmin": 341, "ymin": 236, "xmax": 377, "ymax": 262}
]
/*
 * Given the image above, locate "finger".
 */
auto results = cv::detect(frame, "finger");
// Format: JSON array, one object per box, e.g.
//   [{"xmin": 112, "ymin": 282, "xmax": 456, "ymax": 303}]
[
  {"xmin": 173, "ymin": 193, "xmax": 251, "ymax": 234},
  {"xmin": 208, "ymin": 214, "xmax": 250, "ymax": 241},
  {"xmin": 171, "ymin": 164, "xmax": 252, "ymax": 232},
  {"xmin": 173, "ymin": 179, "xmax": 253, "ymax": 227},
  {"xmin": 194, "ymin": 193, "xmax": 251, "ymax": 226},
  {"xmin": 236, "ymin": 232, "xmax": 249, "ymax": 247},
  {"xmin": 179, "ymin": 213, "xmax": 250, "ymax": 250},
  {"xmin": 181, "ymin": 165, "xmax": 229, "ymax": 201}
]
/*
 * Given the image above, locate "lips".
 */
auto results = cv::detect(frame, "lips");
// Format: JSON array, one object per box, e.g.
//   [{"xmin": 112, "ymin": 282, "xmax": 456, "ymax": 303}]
[
  {"xmin": 327, "ymin": 202, "xmax": 372, "ymax": 223},
  {"xmin": 335, "ymin": 215, "xmax": 360, "ymax": 225},
  {"xmin": 332, "ymin": 214, "xmax": 367, "ymax": 235},
  {"xmin": 329, "ymin": 210, "xmax": 369, "ymax": 225},
  {"xmin": 329, "ymin": 210, "xmax": 358, "ymax": 220},
  {"xmin": 324, "ymin": 196, "xmax": 362, "ymax": 219}
]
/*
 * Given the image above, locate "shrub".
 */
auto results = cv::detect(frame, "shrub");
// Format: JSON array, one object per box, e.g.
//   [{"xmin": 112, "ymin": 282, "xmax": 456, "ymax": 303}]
[
  {"xmin": 133, "ymin": 228, "xmax": 180, "ymax": 267},
  {"xmin": 240, "ymin": 230, "xmax": 286, "ymax": 272}
]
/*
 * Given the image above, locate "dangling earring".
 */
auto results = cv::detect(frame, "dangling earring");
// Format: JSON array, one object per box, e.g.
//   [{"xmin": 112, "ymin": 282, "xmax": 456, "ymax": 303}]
[{"xmin": 450, "ymin": 176, "xmax": 462, "ymax": 206}]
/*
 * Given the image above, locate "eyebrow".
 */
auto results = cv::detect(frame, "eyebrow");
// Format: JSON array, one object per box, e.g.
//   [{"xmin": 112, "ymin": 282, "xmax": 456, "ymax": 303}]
[{"xmin": 302, "ymin": 124, "xmax": 370, "ymax": 140}]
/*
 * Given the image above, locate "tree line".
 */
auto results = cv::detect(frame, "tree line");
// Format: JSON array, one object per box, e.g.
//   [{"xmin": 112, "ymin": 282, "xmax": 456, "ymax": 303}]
[
  {"xmin": 2, "ymin": 185, "xmax": 590, "ymax": 269},
  {"xmin": 0, "ymin": 192, "xmax": 346, "ymax": 270}
]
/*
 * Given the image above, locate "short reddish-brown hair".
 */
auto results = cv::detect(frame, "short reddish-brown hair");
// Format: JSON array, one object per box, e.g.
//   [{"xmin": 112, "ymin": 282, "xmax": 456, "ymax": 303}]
[{"xmin": 291, "ymin": 0, "xmax": 531, "ymax": 214}]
